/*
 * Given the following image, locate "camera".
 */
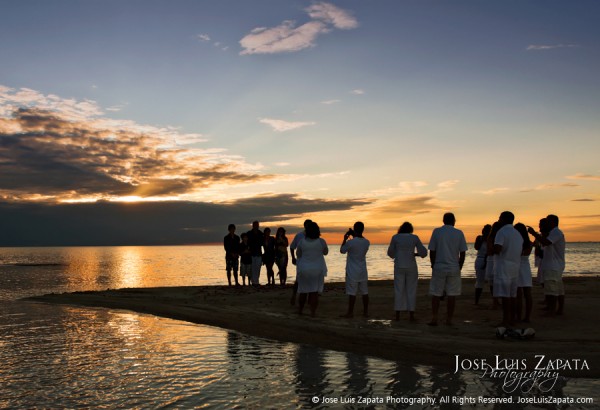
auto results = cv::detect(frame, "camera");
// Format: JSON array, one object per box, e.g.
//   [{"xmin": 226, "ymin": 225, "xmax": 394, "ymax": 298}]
[{"xmin": 345, "ymin": 228, "xmax": 354, "ymax": 237}]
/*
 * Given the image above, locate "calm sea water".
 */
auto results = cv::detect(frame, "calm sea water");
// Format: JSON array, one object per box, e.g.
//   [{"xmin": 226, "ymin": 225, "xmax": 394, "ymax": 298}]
[{"xmin": 1, "ymin": 244, "xmax": 598, "ymax": 408}]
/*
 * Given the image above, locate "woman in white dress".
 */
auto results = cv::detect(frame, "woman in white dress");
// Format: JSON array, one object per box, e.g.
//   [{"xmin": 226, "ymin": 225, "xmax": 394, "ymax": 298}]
[
  {"xmin": 474, "ymin": 224, "xmax": 492, "ymax": 305},
  {"xmin": 387, "ymin": 222, "xmax": 427, "ymax": 321},
  {"xmin": 296, "ymin": 222, "xmax": 328, "ymax": 317}
]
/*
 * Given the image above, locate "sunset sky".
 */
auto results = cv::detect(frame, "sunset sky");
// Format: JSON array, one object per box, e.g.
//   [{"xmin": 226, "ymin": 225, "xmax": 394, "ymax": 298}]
[{"xmin": 1, "ymin": 1, "xmax": 599, "ymax": 245}]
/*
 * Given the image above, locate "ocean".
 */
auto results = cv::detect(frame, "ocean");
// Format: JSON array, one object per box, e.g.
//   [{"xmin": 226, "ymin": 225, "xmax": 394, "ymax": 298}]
[{"xmin": 1, "ymin": 244, "xmax": 598, "ymax": 408}]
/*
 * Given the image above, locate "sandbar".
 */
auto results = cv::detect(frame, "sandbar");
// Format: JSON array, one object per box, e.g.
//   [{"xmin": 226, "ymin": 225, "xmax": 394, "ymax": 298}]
[{"xmin": 27, "ymin": 277, "xmax": 600, "ymax": 377}]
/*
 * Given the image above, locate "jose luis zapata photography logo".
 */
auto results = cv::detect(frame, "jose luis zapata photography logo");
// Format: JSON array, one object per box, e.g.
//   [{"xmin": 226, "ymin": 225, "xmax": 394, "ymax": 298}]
[{"xmin": 455, "ymin": 354, "xmax": 590, "ymax": 393}]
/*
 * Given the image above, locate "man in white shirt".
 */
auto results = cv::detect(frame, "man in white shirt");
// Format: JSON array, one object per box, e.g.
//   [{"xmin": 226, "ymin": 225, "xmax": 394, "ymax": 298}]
[
  {"xmin": 289, "ymin": 219, "xmax": 312, "ymax": 305},
  {"xmin": 340, "ymin": 222, "xmax": 370, "ymax": 318},
  {"xmin": 493, "ymin": 211, "xmax": 523, "ymax": 327},
  {"xmin": 528, "ymin": 214, "xmax": 565, "ymax": 315},
  {"xmin": 428, "ymin": 213, "xmax": 467, "ymax": 326}
]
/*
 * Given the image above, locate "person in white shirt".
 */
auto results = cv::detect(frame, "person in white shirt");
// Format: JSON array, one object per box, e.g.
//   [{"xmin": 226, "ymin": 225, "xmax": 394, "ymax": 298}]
[
  {"xmin": 528, "ymin": 214, "xmax": 566, "ymax": 316},
  {"xmin": 387, "ymin": 222, "xmax": 427, "ymax": 322},
  {"xmin": 289, "ymin": 219, "xmax": 312, "ymax": 306},
  {"xmin": 340, "ymin": 222, "xmax": 370, "ymax": 318},
  {"xmin": 493, "ymin": 211, "xmax": 523, "ymax": 327},
  {"xmin": 427, "ymin": 213, "xmax": 467, "ymax": 326}
]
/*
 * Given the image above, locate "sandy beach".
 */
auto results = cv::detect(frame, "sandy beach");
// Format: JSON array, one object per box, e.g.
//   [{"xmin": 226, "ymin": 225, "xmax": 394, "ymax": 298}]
[{"xmin": 27, "ymin": 277, "xmax": 600, "ymax": 377}]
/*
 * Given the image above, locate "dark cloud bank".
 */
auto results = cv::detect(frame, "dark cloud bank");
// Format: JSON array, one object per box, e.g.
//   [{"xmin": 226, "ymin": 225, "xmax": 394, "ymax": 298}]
[{"xmin": 0, "ymin": 195, "xmax": 369, "ymax": 246}]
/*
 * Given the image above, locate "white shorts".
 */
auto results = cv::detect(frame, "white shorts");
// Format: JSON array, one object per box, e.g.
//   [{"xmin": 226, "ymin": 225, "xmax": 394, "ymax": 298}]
[
  {"xmin": 493, "ymin": 272, "xmax": 518, "ymax": 298},
  {"xmin": 346, "ymin": 280, "xmax": 368, "ymax": 296},
  {"xmin": 517, "ymin": 259, "xmax": 533, "ymax": 288},
  {"xmin": 543, "ymin": 270, "xmax": 565, "ymax": 296},
  {"xmin": 429, "ymin": 270, "xmax": 461, "ymax": 297}
]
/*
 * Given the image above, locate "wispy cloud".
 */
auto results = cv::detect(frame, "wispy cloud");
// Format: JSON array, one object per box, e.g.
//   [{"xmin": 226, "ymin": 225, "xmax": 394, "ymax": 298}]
[
  {"xmin": 350, "ymin": 89, "xmax": 365, "ymax": 95},
  {"xmin": 321, "ymin": 99, "xmax": 341, "ymax": 105},
  {"xmin": 274, "ymin": 162, "xmax": 291, "ymax": 167},
  {"xmin": 572, "ymin": 198, "xmax": 596, "ymax": 202},
  {"xmin": 526, "ymin": 44, "xmax": 580, "ymax": 51},
  {"xmin": 437, "ymin": 180, "xmax": 459, "ymax": 190},
  {"xmin": 105, "ymin": 103, "xmax": 128, "ymax": 112},
  {"xmin": 480, "ymin": 187, "xmax": 509, "ymax": 195},
  {"xmin": 259, "ymin": 117, "xmax": 316, "ymax": 132},
  {"xmin": 567, "ymin": 173, "xmax": 600, "ymax": 181},
  {"xmin": 520, "ymin": 183, "xmax": 580, "ymax": 192},
  {"xmin": 369, "ymin": 195, "xmax": 442, "ymax": 216},
  {"xmin": 197, "ymin": 34, "xmax": 211, "ymax": 42},
  {"xmin": 239, "ymin": 2, "xmax": 358, "ymax": 55},
  {"xmin": 305, "ymin": 2, "xmax": 358, "ymax": 30}
]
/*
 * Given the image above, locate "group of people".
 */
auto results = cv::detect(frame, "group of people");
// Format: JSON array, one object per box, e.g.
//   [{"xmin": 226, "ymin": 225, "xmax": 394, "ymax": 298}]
[
  {"xmin": 224, "ymin": 221, "xmax": 290, "ymax": 287},
  {"xmin": 473, "ymin": 212, "xmax": 566, "ymax": 327},
  {"xmin": 224, "ymin": 211, "xmax": 565, "ymax": 327}
]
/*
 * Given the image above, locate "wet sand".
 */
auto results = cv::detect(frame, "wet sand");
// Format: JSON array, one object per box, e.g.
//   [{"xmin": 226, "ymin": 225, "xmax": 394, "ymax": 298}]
[{"xmin": 27, "ymin": 277, "xmax": 600, "ymax": 377}]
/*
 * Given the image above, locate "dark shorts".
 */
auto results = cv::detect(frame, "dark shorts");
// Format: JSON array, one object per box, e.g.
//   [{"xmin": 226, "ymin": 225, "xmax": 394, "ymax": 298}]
[{"xmin": 226, "ymin": 258, "xmax": 239, "ymax": 272}]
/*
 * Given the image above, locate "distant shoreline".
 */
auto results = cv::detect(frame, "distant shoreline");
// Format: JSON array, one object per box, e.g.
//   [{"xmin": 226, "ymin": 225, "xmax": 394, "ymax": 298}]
[{"xmin": 26, "ymin": 277, "xmax": 600, "ymax": 378}]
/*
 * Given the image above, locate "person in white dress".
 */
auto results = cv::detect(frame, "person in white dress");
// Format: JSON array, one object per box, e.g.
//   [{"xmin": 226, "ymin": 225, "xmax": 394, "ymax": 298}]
[
  {"xmin": 296, "ymin": 222, "xmax": 328, "ymax": 317},
  {"xmin": 340, "ymin": 222, "xmax": 370, "ymax": 318},
  {"xmin": 473, "ymin": 224, "xmax": 491, "ymax": 305},
  {"xmin": 387, "ymin": 222, "xmax": 427, "ymax": 321}
]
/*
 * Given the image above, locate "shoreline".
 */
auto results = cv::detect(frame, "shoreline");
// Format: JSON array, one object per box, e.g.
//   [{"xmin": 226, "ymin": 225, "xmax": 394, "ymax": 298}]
[{"xmin": 26, "ymin": 277, "xmax": 600, "ymax": 377}]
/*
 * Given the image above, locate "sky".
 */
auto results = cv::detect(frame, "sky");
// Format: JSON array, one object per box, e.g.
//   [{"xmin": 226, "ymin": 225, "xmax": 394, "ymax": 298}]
[{"xmin": 1, "ymin": 0, "xmax": 599, "ymax": 245}]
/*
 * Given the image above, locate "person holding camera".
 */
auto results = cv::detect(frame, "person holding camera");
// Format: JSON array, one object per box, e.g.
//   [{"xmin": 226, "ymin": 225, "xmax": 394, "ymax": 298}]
[{"xmin": 340, "ymin": 221, "xmax": 370, "ymax": 318}]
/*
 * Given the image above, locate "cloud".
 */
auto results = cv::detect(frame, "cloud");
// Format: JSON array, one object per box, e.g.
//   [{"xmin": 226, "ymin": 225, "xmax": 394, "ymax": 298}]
[
  {"xmin": 197, "ymin": 34, "xmax": 211, "ymax": 42},
  {"xmin": 480, "ymin": 187, "xmax": 509, "ymax": 195},
  {"xmin": 305, "ymin": 2, "xmax": 358, "ymax": 29},
  {"xmin": 274, "ymin": 162, "xmax": 291, "ymax": 167},
  {"xmin": 526, "ymin": 44, "xmax": 580, "ymax": 51},
  {"xmin": 571, "ymin": 198, "xmax": 596, "ymax": 202},
  {"xmin": 350, "ymin": 89, "xmax": 365, "ymax": 95},
  {"xmin": 105, "ymin": 103, "xmax": 128, "ymax": 112},
  {"xmin": 369, "ymin": 195, "xmax": 441, "ymax": 216},
  {"xmin": 259, "ymin": 117, "xmax": 316, "ymax": 132},
  {"xmin": 321, "ymin": 99, "xmax": 341, "ymax": 105},
  {"xmin": 567, "ymin": 173, "xmax": 600, "ymax": 181},
  {"xmin": 437, "ymin": 180, "xmax": 459, "ymax": 190},
  {"xmin": 0, "ymin": 194, "xmax": 370, "ymax": 246},
  {"xmin": 520, "ymin": 183, "xmax": 580, "ymax": 192},
  {"xmin": 239, "ymin": 2, "xmax": 357, "ymax": 55},
  {"xmin": 0, "ymin": 86, "xmax": 280, "ymax": 201}
]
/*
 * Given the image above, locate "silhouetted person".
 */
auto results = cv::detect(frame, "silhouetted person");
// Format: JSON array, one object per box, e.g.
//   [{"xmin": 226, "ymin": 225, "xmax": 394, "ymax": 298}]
[
  {"xmin": 387, "ymin": 222, "xmax": 427, "ymax": 321},
  {"xmin": 246, "ymin": 221, "xmax": 264, "ymax": 286},
  {"xmin": 528, "ymin": 214, "xmax": 565, "ymax": 316},
  {"xmin": 275, "ymin": 227, "xmax": 289, "ymax": 286},
  {"xmin": 493, "ymin": 211, "xmax": 523, "ymax": 327},
  {"xmin": 296, "ymin": 222, "xmax": 328, "ymax": 317},
  {"xmin": 340, "ymin": 222, "xmax": 370, "ymax": 318},
  {"xmin": 474, "ymin": 224, "xmax": 491, "ymax": 305},
  {"xmin": 427, "ymin": 213, "xmax": 467, "ymax": 326},
  {"xmin": 263, "ymin": 227, "xmax": 276, "ymax": 285},
  {"xmin": 223, "ymin": 224, "xmax": 240, "ymax": 286},
  {"xmin": 239, "ymin": 233, "xmax": 252, "ymax": 286},
  {"xmin": 290, "ymin": 219, "xmax": 312, "ymax": 305},
  {"xmin": 515, "ymin": 222, "xmax": 533, "ymax": 322}
]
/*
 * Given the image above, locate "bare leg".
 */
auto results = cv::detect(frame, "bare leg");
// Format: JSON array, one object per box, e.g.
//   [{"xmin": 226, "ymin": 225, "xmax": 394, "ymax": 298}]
[
  {"xmin": 516, "ymin": 288, "xmax": 523, "ymax": 321},
  {"xmin": 309, "ymin": 292, "xmax": 319, "ymax": 317},
  {"xmin": 362, "ymin": 294, "xmax": 369, "ymax": 317},
  {"xmin": 523, "ymin": 287, "xmax": 532, "ymax": 322},
  {"xmin": 298, "ymin": 293, "xmax": 307, "ymax": 314},
  {"xmin": 475, "ymin": 287, "xmax": 483, "ymax": 305},
  {"xmin": 557, "ymin": 295, "xmax": 565, "ymax": 315},
  {"xmin": 290, "ymin": 281, "xmax": 298, "ymax": 305},
  {"xmin": 446, "ymin": 296, "xmax": 456, "ymax": 325},
  {"xmin": 342, "ymin": 295, "xmax": 356, "ymax": 318},
  {"xmin": 429, "ymin": 296, "xmax": 440, "ymax": 326}
]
